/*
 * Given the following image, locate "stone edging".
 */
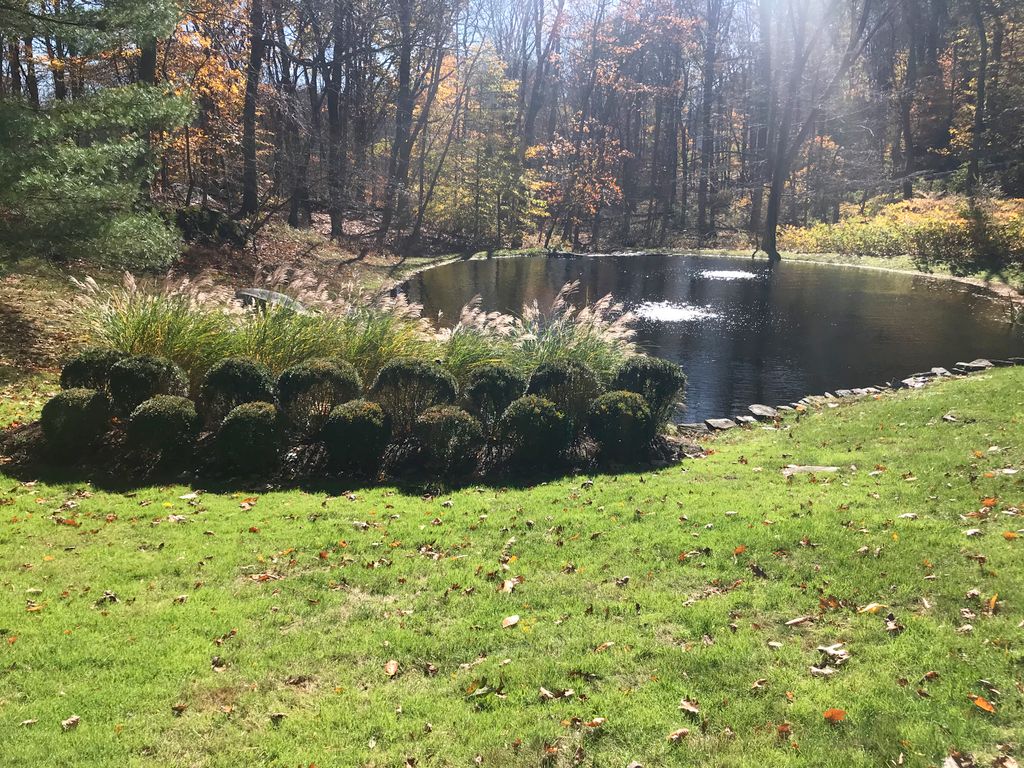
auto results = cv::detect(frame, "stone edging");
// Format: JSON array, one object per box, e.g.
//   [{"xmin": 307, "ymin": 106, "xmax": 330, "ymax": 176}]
[{"xmin": 685, "ymin": 357, "xmax": 1024, "ymax": 434}]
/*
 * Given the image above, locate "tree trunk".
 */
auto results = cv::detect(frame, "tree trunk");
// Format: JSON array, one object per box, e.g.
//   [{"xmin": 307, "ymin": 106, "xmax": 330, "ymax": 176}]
[
  {"xmin": 696, "ymin": 0, "xmax": 721, "ymax": 241},
  {"xmin": 239, "ymin": 0, "xmax": 266, "ymax": 217},
  {"xmin": 966, "ymin": 0, "xmax": 987, "ymax": 191}
]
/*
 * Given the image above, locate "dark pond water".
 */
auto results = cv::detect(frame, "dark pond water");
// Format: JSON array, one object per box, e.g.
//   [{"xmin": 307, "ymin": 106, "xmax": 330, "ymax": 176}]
[{"xmin": 402, "ymin": 253, "xmax": 1024, "ymax": 422}]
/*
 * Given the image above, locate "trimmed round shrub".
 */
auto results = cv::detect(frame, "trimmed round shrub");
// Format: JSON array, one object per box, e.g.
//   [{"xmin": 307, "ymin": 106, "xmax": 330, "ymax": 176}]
[
  {"xmin": 216, "ymin": 401, "xmax": 282, "ymax": 473},
  {"xmin": 414, "ymin": 406, "xmax": 484, "ymax": 475},
  {"xmin": 526, "ymin": 360, "xmax": 602, "ymax": 430},
  {"xmin": 278, "ymin": 359, "xmax": 361, "ymax": 435},
  {"xmin": 463, "ymin": 364, "xmax": 527, "ymax": 432},
  {"xmin": 199, "ymin": 357, "xmax": 276, "ymax": 424},
  {"xmin": 128, "ymin": 395, "xmax": 200, "ymax": 455},
  {"xmin": 498, "ymin": 395, "xmax": 570, "ymax": 467},
  {"xmin": 108, "ymin": 355, "xmax": 188, "ymax": 416},
  {"xmin": 589, "ymin": 390, "xmax": 654, "ymax": 461},
  {"xmin": 322, "ymin": 399, "xmax": 391, "ymax": 473},
  {"xmin": 612, "ymin": 356, "xmax": 686, "ymax": 428},
  {"xmin": 60, "ymin": 347, "xmax": 127, "ymax": 391},
  {"xmin": 40, "ymin": 388, "xmax": 110, "ymax": 454},
  {"xmin": 369, "ymin": 359, "xmax": 457, "ymax": 433}
]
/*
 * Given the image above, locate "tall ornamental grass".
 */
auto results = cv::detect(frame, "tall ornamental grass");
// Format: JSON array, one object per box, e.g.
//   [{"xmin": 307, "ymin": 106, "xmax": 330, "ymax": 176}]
[{"xmin": 73, "ymin": 272, "xmax": 639, "ymax": 389}]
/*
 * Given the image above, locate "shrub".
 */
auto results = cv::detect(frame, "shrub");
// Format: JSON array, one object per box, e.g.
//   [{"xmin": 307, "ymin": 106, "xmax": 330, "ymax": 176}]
[
  {"xmin": 322, "ymin": 399, "xmax": 391, "ymax": 474},
  {"xmin": 463, "ymin": 364, "xmax": 527, "ymax": 431},
  {"xmin": 217, "ymin": 401, "xmax": 282, "ymax": 473},
  {"xmin": 498, "ymin": 395, "xmax": 570, "ymax": 467},
  {"xmin": 176, "ymin": 206, "xmax": 246, "ymax": 248},
  {"xmin": 277, "ymin": 358, "xmax": 362, "ymax": 435},
  {"xmin": 526, "ymin": 360, "xmax": 602, "ymax": 430},
  {"xmin": 370, "ymin": 359, "xmax": 457, "ymax": 433},
  {"xmin": 414, "ymin": 406, "xmax": 484, "ymax": 475},
  {"xmin": 612, "ymin": 356, "xmax": 686, "ymax": 428},
  {"xmin": 589, "ymin": 390, "xmax": 654, "ymax": 461},
  {"xmin": 59, "ymin": 347, "xmax": 128, "ymax": 392},
  {"xmin": 40, "ymin": 388, "xmax": 110, "ymax": 453},
  {"xmin": 128, "ymin": 395, "xmax": 200, "ymax": 455},
  {"xmin": 199, "ymin": 357, "xmax": 276, "ymax": 424},
  {"xmin": 108, "ymin": 355, "xmax": 188, "ymax": 415}
]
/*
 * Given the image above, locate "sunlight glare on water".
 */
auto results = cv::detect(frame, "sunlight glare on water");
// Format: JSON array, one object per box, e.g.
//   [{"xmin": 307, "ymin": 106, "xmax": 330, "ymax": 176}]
[
  {"xmin": 634, "ymin": 300, "xmax": 719, "ymax": 323},
  {"xmin": 699, "ymin": 269, "xmax": 760, "ymax": 280}
]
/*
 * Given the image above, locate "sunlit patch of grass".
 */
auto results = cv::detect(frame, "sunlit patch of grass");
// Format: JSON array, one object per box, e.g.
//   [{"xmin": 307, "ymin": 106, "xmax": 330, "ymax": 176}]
[
  {"xmin": 0, "ymin": 366, "xmax": 57, "ymax": 428},
  {"xmin": 1, "ymin": 368, "xmax": 1022, "ymax": 766}
]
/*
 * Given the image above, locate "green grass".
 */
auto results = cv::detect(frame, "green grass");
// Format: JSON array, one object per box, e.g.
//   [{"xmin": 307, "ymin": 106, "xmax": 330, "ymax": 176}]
[{"xmin": 2, "ymin": 369, "xmax": 1022, "ymax": 767}]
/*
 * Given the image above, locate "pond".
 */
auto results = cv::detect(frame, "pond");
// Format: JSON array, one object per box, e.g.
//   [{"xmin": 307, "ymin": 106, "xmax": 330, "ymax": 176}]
[{"xmin": 402, "ymin": 253, "xmax": 1024, "ymax": 422}]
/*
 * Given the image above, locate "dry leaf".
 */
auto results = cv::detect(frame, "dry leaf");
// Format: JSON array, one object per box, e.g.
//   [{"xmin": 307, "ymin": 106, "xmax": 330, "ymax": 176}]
[
  {"xmin": 971, "ymin": 695, "xmax": 995, "ymax": 713},
  {"xmin": 679, "ymin": 699, "xmax": 700, "ymax": 716},
  {"xmin": 822, "ymin": 708, "xmax": 846, "ymax": 724},
  {"xmin": 61, "ymin": 715, "xmax": 81, "ymax": 731},
  {"xmin": 667, "ymin": 727, "xmax": 690, "ymax": 742},
  {"xmin": 384, "ymin": 659, "xmax": 399, "ymax": 677},
  {"xmin": 594, "ymin": 641, "xmax": 614, "ymax": 652},
  {"xmin": 501, "ymin": 615, "xmax": 520, "ymax": 629}
]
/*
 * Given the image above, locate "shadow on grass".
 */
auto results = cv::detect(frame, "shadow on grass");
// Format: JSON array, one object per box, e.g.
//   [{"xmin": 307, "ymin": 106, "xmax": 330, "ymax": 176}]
[{"xmin": 1, "ymin": 423, "xmax": 695, "ymax": 497}]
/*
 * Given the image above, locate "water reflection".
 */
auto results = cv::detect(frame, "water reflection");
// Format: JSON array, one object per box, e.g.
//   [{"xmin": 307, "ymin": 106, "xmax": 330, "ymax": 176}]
[{"xmin": 403, "ymin": 253, "xmax": 1024, "ymax": 421}]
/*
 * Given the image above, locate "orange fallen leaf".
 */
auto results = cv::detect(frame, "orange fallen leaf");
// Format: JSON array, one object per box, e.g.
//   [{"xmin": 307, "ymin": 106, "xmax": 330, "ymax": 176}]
[
  {"xmin": 384, "ymin": 660, "xmax": 399, "ymax": 677},
  {"xmin": 1003, "ymin": 531, "xmax": 1019, "ymax": 540},
  {"xmin": 733, "ymin": 545, "xmax": 747, "ymax": 556},
  {"xmin": 583, "ymin": 717, "xmax": 606, "ymax": 728},
  {"xmin": 594, "ymin": 641, "xmax": 614, "ymax": 652},
  {"xmin": 823, "ymin": 708, "xmax": 846, "ymax": 724},
  {"xmin": 972, "ymin": 695, "xmax": 995, "ymax": 713},
  {"xmin": 982, "ymin": 497, "xmax": 998, "ymax": 508},
  {"xmin": 988, "ymin": 593, "xmax": 998, "ymax": 613},
  {"xmin": 668, "ymin": 727, "xmax": 690, "ymax": 742}
]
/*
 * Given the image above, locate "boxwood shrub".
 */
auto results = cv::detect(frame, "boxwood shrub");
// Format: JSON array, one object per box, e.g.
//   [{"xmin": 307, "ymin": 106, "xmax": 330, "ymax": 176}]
[
  {"xmin": 498, "ymin": 395, "xmax": 570, "ymax": 467},
  {"xmin": 108, "ymin": 355, "xmax": 188, "ymax": 416},
  {"xmin": 128, "ymin": 395, "xmax": 200, "ymax": 455},
  {"xmin": 589, "ymin": 390, "xmax": 653, "ymax": 461},
  {"xmin": 414, "ymin": 405, "xmax": 484, "ymax": 475},
  {"xmin": 278, "ymin": 359, "xmax": 361, "ymax": 435},
  {"xmin": 199, "ymin": 357, "xmax": 276, "ymax": 424},
  {"xmin": 322, "ymin": 399, "xmax": 390, "ymax": 474},
  {"xmin": 526, "ymin": 360, "xmax": 602, "ymax": 431},
  {"xmin": 40, "ymin": 388, "xmax": 110, "ymax": 454},
  {"xmin": 59, "ymin": 347, "xmax": 127, "ymax": 391},
  {"xmin": 217, "ymin": 401, "xmax": 282, "ymax": 473},
  {"xmin": 463, "ymin": 364, "xmax": 527, "ymax": 432},
  {"xmin": 611, "ymin": 356, "xmax": 686, "ymax": 428},
  {"xmin": 370, "ymin": 359, "xmax": 457, "ymax": 433}
]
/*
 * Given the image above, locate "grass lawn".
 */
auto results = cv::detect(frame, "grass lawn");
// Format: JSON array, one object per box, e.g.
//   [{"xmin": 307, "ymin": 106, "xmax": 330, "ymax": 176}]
[{"xmin": 1, "ymin": 369, "xmax": 1022, "ymax": 767}]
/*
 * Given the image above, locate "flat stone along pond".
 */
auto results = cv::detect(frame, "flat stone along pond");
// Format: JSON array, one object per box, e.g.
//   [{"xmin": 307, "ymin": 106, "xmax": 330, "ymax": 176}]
[{"xmin": 401, "ymin": 253, "xmax": 1024, "ymax": 422}]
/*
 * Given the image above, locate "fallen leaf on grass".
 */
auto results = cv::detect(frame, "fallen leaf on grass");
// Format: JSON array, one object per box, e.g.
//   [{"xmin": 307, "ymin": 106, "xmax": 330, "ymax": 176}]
[
  {"xmin": 822, "ymin": 708, "xmax": 846, "ymax": 724},
  {"xmin": 1003, "ymin": 531, "xmax": 1019, "ymax": 540},
  {"xmin": 971, "ymin": 695, "xmax": 995, "ymax": 713},
  {"xmin": 857, "ymin": 602, "xmax": 885, "ymax": 614},
  {"xmin": 384, "ymin": 660, "xmax": 399, "ymax": 677},
  {"xmin": 679, "ymin": 699, "xmax": 700, "ymax": 716},
  {"xmin": 61, "ymin": 715, "xmax": 81, "ymax": 731},
  {"xmin": 785, "ymin": 615, "xmax": 813, "ymax": 626},
  {"xmin": 501, "ymin": 615, "xmax": 520, "ymax": 629},
  {"xmin": 594, "ymin": 641, "xmax": 614, "ymax": 652},
  {"xmin": 667, "ymin": 727, "xmax": 689, "ymax": 742}
]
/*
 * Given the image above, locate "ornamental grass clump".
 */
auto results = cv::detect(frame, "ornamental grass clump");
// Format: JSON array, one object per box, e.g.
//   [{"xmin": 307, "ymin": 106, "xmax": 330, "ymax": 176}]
[{"xmin": 72, "ymin": 273, "xmax": 234, "ymax": 390}]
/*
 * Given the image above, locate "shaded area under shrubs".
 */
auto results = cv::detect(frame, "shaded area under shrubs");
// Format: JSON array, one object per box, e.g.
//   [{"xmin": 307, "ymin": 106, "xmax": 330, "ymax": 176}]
[{"xmin": 3, "ymin": 349, "xmax": 692, "ymax": 487}]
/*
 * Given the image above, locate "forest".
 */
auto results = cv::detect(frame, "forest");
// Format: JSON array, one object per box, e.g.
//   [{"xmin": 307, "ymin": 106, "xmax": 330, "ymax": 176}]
[{"xmin": 2, "ymin": 0, "xmax": 1022, "ymax": 268}]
